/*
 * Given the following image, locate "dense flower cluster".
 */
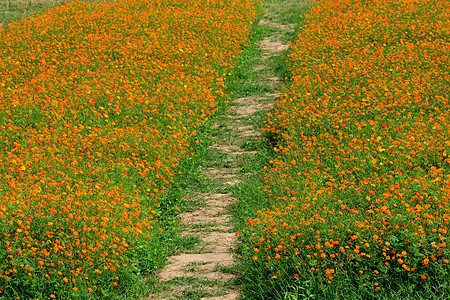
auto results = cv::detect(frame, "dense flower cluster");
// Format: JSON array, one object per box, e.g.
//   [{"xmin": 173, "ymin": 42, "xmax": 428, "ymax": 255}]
[
  {"xmin": 248, "ymin": 0, "xmax": 449, "ymax": 296},
  {"xmin": 0, "ymin": 0, "xmax": 257, "ymax": 298}
]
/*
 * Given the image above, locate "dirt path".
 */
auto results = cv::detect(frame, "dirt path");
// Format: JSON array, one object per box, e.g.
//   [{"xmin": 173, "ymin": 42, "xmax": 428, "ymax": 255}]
[{"xmin": 148, "ymin": 1, "xmax": 302, "ymax": 299}]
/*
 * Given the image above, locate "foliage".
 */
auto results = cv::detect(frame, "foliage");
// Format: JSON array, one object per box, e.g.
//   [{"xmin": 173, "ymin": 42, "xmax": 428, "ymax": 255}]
[
  {"xmin": 0, "ymin": 0, "xmax": 257, "ymax": 298},
  {"xmin": 240, "ymin": 0, "xmax": 450, "ymax": 298}
]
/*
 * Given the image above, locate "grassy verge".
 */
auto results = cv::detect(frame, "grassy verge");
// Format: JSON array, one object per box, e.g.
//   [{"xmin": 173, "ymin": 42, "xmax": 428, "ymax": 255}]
[
  {"xmin": 1, "ymin": 0, "xmax": 67, "ymax": 28},
  {"xmin": 142, "ymin": 120, "xmax": 229, "ymax": 298},
  {"xmin": 0, "ymin": 0, "xmax": 114, "ymax": 28},
  {"xmin": 0, "ymin": 0, "xmax": 257, "ymax": 298},
  {"xmin": 232, "ymin": 0, "xmax": 449, "ymax": 299},
  {"xmin": 226, "ymin": 0, "xmax": 311, "ymax": 298}
]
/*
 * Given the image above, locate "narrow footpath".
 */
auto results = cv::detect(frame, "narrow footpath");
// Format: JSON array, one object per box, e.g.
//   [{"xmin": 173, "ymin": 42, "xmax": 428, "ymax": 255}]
[{"xmin": 149, "ymin": 0, "xmax": 304, "ymax": 298}]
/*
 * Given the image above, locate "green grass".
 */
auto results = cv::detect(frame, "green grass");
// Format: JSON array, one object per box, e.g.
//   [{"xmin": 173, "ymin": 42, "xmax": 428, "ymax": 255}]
[
  {"xmin": 0, "ymin": 0, "xmax": 64, "ymax": 27},
  {"xmin": 169, "ymin": 276, "xmax": 230, "ymax": 299},
  {"xmin": 223, "ymin": 0, "xmax": 312, "ymax": 299},
  {"xmin": 0, "ymin": 0, "xmax": 109, "ymax": 28}
]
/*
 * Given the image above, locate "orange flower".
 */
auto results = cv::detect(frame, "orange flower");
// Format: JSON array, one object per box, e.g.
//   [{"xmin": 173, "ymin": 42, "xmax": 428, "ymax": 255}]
[{"xmin": 325, "ymin": 268, "xmax": 334, "ymax": 275}]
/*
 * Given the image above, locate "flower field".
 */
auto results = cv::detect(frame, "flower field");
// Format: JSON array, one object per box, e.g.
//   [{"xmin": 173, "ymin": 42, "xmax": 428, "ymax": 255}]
[
  {"xmin": 0, "ymin": 0, "xmax": 257, "ymax": 298},
  {"xmin": 242, "ymin": 0, "xmax": 450, "ymax": 298}
]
